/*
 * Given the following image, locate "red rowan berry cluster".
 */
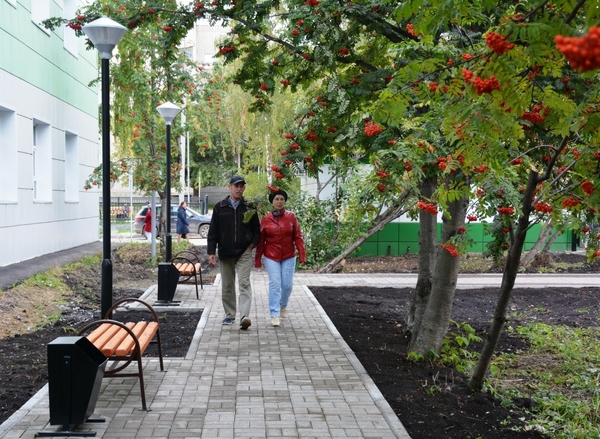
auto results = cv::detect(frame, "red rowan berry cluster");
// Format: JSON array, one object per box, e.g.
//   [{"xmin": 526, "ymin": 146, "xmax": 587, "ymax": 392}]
[
  {"xmin": 462, "ymin": 68, "xmax": 474, "ymax": 83},
  {"xmin": 583, "ymin": 226, "xmax": 590, "ymax": 233},
  {"xmin": 562, "ymin": 197, "xmax": 581, "ymax": 208},
  {"xmin": 364, "ymin": 120, "xmax": 383, "ymax": 137},
  {"xmin": 305, "ymin": 132, "xmax": 318, "ymax": 142},
  {"xmin": 377, "ymin": 184, "xmax": 387, "ymax": 192},
  {"xmin": 417, "ymin": 201, "xmax": 438, "ymax": 215},
  {"xmin": 555, "ymin": 27, "xmax": 600, "ymax": 72},
  {"xmin": 289, "ymin": 143, "xmax": 300, "ymax": 150},
  {"xmin": 474, "ymin": 165, "xmax": 489, "ymax": 173},
  {"xmin": 467, "ymin": 215, "xmax": 478, "ymax": 222},
  {"xmin": 219, "ymin": 45, "xmax": 235, "ymax": 55},
  {"xmin": 436, "ymin": 157, "xmax": 447, "ymax": 171},
  {"xmin": 534, "ymin": 202, "xmax": 553, "ymax": 213},
  {"xmin": 316, "ymin": 96, "xmax": 328, "ymax": 107},
  {"xmin": 581, "ymin": 181, "xmax": 595, "ymax": 195},
  {"xmin": 511, "ymin": 157, "xmax": 523, "ymax": 165},
  {"xmin": 572, "ymin": 148, "xmax": 580, "ymax": 160},
  {"xmin": 440, "ymin": 243, "xmax": 460, "ymax": 257},
  {"xmin": 267, "ymin": 185, "xmax": 280, "ymax": 193},
  {"xmin": 521, "ymin": 104, "xmax": 549, "ymax": 125},
  {"xmin": 473, "ymin": 76, "xmax": 501, "ymax": 95},
  {"xmin": 280, "ymin": 80, "xmax": 291, "ymax": 86},
  {"xmin": 486, "ymin": 32, "xmax": 515, "ymax": 54},
  {"xmin": 498, "ymin": 206, "xmax": 515, "ymax": 215},
  {"xmin": 376, "ymin": 170, "xmax": 390, "ymax": 178},
  {"xmin": 283, "ymin": 133, "xmax": 295, "ymax": 139},
  {"xmin": 407, "ymin": 24, "xmax": 416, "ymax": 37},
  {"xmin": 521, "ymin": 112, "xmax": 544, "ymax": 124}
]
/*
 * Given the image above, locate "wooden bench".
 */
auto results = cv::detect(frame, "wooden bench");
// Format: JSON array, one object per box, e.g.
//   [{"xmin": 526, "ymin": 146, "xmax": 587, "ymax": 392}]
[
  {"xmin": 170, "ymin": 250, "xmax": 203, "ymax": 299},
  {"xmin": 78, "ymin": 298, "xmax": 164, "ymax": 410}
]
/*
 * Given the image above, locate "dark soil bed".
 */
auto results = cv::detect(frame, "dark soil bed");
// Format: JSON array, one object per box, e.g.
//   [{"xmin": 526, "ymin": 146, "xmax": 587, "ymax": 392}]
[{"xmin": 311, "ymin": 285, "xmax": 600, "ymax": 438}]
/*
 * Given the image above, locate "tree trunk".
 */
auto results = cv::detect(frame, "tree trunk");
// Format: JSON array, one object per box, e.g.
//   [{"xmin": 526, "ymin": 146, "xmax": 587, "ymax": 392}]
[
  {"xmin": 407, "ymin": 176, "xmax": 437, "ymax": 334},
  {"xmin": 319, "ymin": 189, "xmax": 411, "ymax": 273},
  {"xmin": 469, "ymin": 170, "xmax": 537, "ymax": 391},
  {"xmin": 520, "ymin": 222, "xmax": 554, "ymax": 267},
  {"xmin": 541, "ymin": 229, "xmax": 560, "ymax": 253},
  {"xmin": 409, "ymin": 189, "xmax": 468, "ymax": 355}
]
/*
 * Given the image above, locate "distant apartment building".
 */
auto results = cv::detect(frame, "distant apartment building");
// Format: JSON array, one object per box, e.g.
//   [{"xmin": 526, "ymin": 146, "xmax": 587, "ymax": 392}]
[{"xmin": 0, "ymin": 0, "xmax": 100, "ymax": 266}]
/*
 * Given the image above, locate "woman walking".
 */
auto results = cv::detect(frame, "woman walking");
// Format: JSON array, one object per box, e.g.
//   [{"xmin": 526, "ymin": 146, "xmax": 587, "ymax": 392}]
[
  {"xmin": 255, "ymin": 189, "xmax": 306, "ymax": 327},
  {"xmin": 177, "ymin": 201, "xmax": 190, "ymax": 242}
]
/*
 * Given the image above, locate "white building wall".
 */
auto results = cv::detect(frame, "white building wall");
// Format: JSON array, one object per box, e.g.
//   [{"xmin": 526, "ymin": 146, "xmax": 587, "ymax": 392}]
[{"xmin": 0, "ymin": 0, "xmax": 99, "ymax": 267}]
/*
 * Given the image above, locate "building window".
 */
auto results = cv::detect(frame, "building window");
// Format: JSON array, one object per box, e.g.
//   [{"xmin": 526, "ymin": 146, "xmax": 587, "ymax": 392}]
[
  {"xmin": 65, "ymin": 132, "xmax": 79, "ymax": 202},
  {"xmin": 181, "ymin": 46, "xmax": 194, "ymax": 60},
  {"xmin": 32, "ymin": 119, "xmax": 52, "ymax": 202},
  {"xmin": 31, "ymin": 0, "xmax": 50, "ymax": 34},
  {"xmin": 63, "ymin": 0, "xmax": 78, "ymax": 56},
  {"xmin": 0, "ymin": 107, "xmax": 17, "ymax": 203}
]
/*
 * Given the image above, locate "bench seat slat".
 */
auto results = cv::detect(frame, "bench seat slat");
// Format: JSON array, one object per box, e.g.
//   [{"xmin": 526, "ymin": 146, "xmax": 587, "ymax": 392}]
[
  {"xmin": 97, "ymin": 323, "xmax": 135, "ymax": 356},
  {"xmin": 88, "ymin": 324, "xmax": 128, "ymax": 355},
  {"xmin": 115, "ymin": 322, "xmax": 155, "ymax": 356},
  {"xmin": 86, "ymin": 323, "xmax": 114, "ymax": 344},
  {"xmin": 130, "ymin": 322, "xmax": 159, "ymax": 356}
]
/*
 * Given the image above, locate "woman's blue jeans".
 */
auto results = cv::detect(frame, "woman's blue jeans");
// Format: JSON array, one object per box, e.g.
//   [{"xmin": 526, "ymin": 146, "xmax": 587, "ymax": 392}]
[{"xmin": 264, "ymin": 256, "xmax": 296, "ymax": 317}]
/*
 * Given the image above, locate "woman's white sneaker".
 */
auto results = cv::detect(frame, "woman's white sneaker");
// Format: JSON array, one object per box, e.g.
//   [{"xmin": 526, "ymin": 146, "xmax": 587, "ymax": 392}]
[
  {"xmin": 271, "ymin": 316, "xmax": 280, "ymax": 327},
  {"xmin": 280, "ymin": 308, "xmax": 288, "ymax": 318}
]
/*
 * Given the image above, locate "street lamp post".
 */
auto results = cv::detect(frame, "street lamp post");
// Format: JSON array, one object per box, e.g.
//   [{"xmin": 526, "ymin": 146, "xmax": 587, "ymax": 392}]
[
  {"xmin": 156, "ymin": 102, "xmax": 182, "ymax": 262},
  {"xmin": 83, "ymin": 17, "xmax": 127, "ymax": 319}
]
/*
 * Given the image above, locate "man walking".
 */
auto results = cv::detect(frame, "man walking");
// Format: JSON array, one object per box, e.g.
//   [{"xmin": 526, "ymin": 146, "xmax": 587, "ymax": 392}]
[{"xmin": 207, "ymin": 175, "xmax": 260, "ymax": 330}]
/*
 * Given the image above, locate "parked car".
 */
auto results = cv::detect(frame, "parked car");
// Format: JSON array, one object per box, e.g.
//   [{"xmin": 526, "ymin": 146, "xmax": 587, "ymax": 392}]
[{"xmin": 133, "ymin": 205, "xmax": 211, "ymax": 238}]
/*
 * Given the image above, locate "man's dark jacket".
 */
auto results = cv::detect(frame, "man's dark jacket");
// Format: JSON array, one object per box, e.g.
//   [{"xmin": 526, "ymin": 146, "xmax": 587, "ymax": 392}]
[{"xmin": 207, "ymin": 196, "xmax": 260, "ymax": 260}]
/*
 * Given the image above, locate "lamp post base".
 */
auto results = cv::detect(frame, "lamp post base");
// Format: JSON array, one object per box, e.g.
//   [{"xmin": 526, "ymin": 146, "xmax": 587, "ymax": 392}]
[
  {"xmin": 166, "ymin": 234, "xmax": 172, "ymax": 262},
  {"xmin": 100, "ymin": 259, "xmax": 113, "ymax": 319}
]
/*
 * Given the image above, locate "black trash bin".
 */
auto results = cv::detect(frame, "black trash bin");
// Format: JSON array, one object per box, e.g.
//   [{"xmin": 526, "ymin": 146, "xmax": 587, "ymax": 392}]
[
  {"xmin": 157, "ymin": 262, "xmax": 180, "ymax": 304},
  {"xmin": 46, "ymin": 336, "xmax": 107, "ymax": 428}
]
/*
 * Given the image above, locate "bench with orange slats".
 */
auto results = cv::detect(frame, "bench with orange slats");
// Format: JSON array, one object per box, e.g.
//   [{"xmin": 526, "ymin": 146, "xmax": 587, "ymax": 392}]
[
  {"xmin": 78, "ymin": 298, "xmax": 164, "ymax": 410},
  {"xmin": 170, "ymin": 250, "xmax": 203, "ymax": 299}
]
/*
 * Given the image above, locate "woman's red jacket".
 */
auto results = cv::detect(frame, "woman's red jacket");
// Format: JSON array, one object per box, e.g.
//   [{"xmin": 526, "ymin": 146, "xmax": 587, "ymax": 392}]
[{"xmin": 255, "ymin": 210, "xmax": 307, "ymax": 264}]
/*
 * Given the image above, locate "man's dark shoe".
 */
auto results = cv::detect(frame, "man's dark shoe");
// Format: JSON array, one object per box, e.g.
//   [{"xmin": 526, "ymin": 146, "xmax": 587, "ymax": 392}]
[
  {"xmin": 240, "ymin": 316, "xmax": 251, "ymax": 330},
  {"xmin": 222, "ymin": 317, "xmax": 235, "ymax": 325}
]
